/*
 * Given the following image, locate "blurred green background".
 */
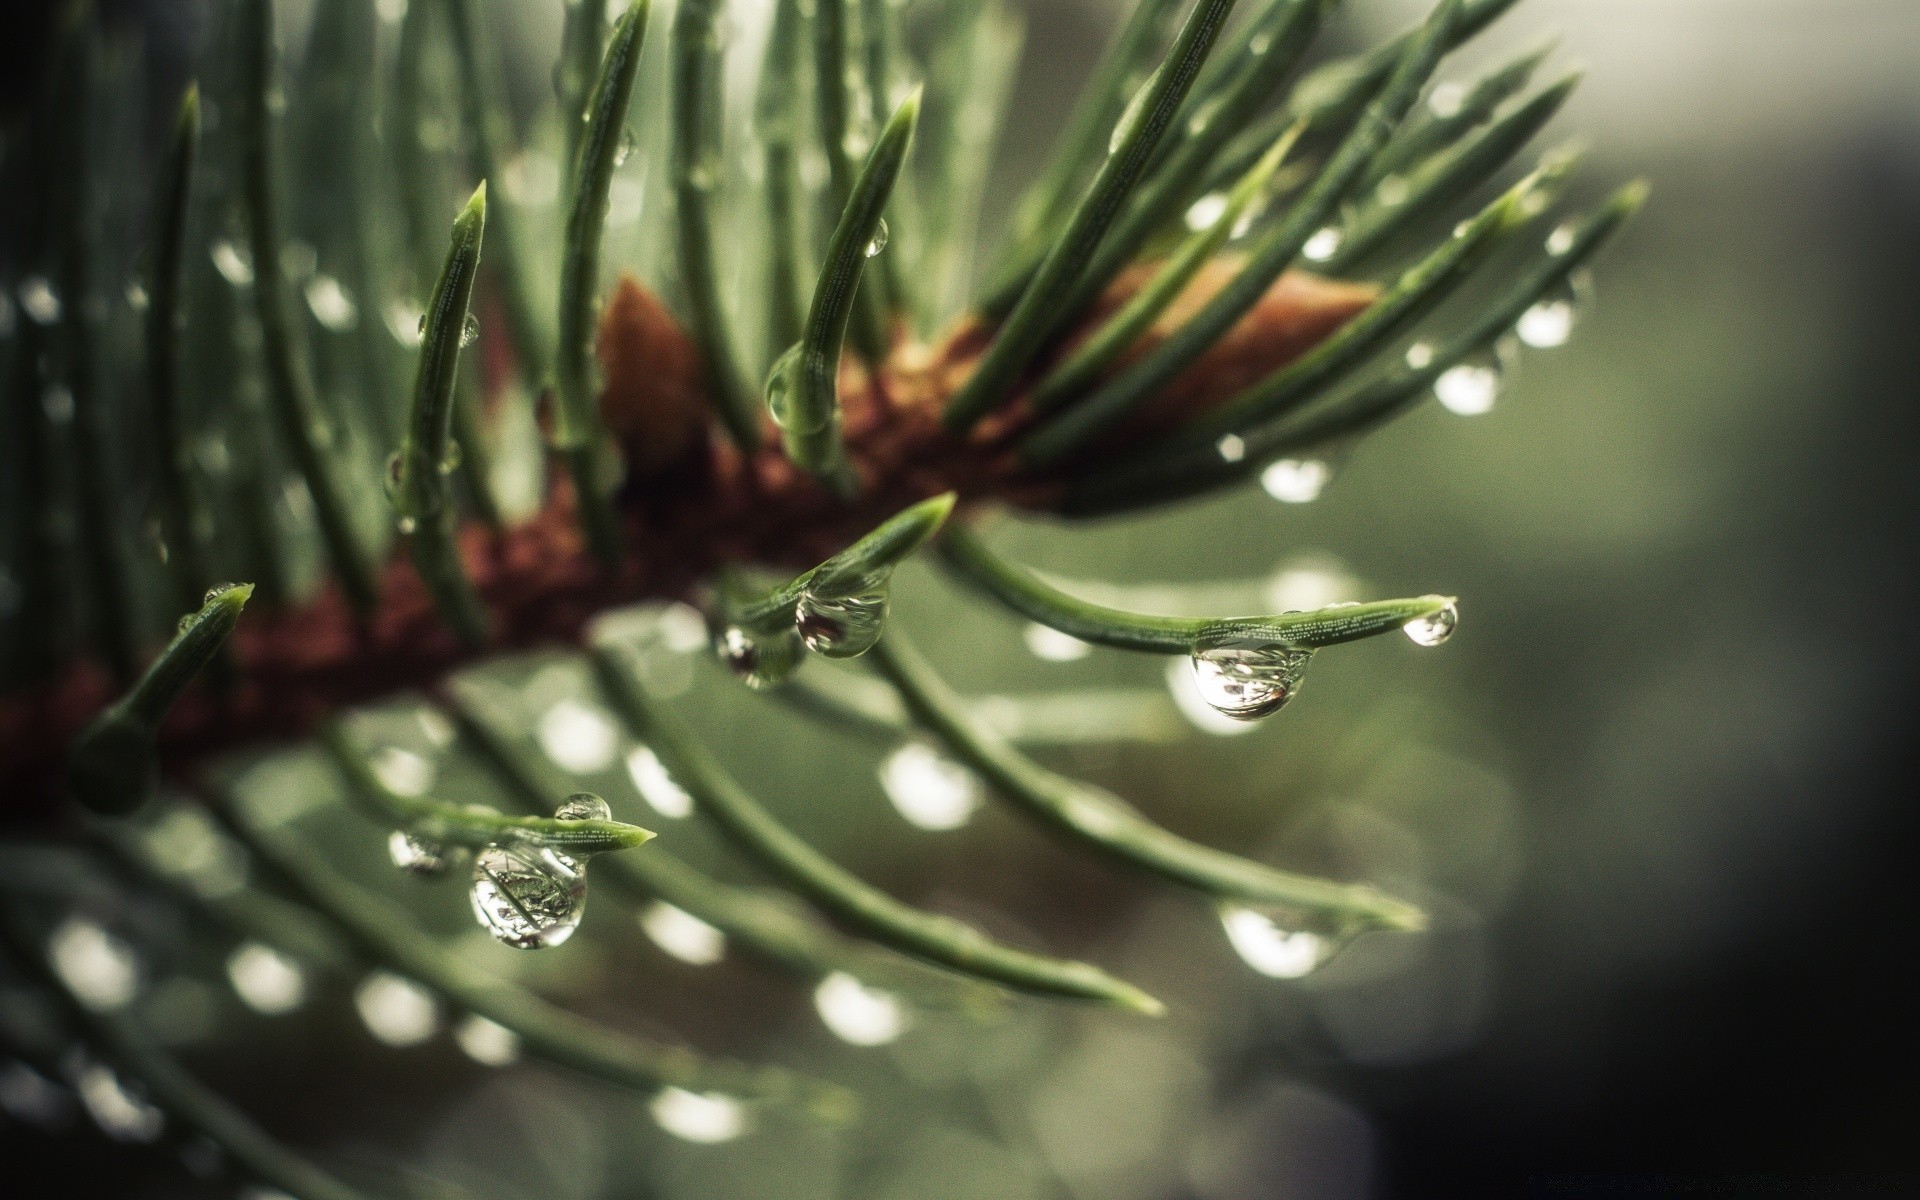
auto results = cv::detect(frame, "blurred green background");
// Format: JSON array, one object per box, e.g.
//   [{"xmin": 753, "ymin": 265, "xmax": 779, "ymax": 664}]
[{"xmin": 5, "ymin": 0, "xmax": 1919, "ymax": 1195}]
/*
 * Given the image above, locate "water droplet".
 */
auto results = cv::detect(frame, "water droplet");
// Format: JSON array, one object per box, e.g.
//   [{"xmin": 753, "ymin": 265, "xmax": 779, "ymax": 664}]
[
  {"xmin": 415, "ymin": 312, "xmax": 428, "ymax": 337},
  {"xmin": 73, "ymin": 1060, "xmax": 164, "ymax": 1142},
  {"xmin": 625, "ymin": 746, "xmax": 692, "ymax": 818},
  {"xmin": 1403, "ymin": 599, "xmax": 1459, "ymax": 647},
  {"xmin": 1109, "ymin": 69, "xmax": 1159, "ymax": 155},
  {"xmin": 18, "ymin": 276, "xmax": 61, "ymax": 323},
  {"xmin": 459, "ymin": 311, "xmax": 480, "ymax": 347},
  {"xmin": 1428, "ymin": 80, "xmax": 1468, "ymax": 118},
  {"xmin": 814, "ymin": 971, "xmax": 908, "ymax": 1046},
  {"xmin": 1433, "ymin": 346, "xmax": 1504, "ymax": 416},
  {"xmin": 1302, "ymin": 227, "xmax": 1343, "ymax": 263},
  {"xmin": 385, "ymin": 299, "xmax": 425, "ymax": 347},
  {"xmin": 879, "ymin": 743, "xmax": 980, "ymax": 831},
  {"xmin": 1023, "ymin": 622, "xmax": 1092, "ymax": 662},
  {"xmin": 48, "ymin": 918, "xmax": 139, "ymax": 1012},
  {"xmin": 1216, "ymin": 434, "xmax": 1246, "ymax": 463},
  {"xmin": 640, "ymin": 901, "xmax": 726, "ymax": 965},
  {"xmin": 225, "ymin": 942, "xmax": 306, "ymax": 1015},
  {"xmin": 1405, "ymin": 342, "xmax": 1435, "ymax": 369},
  {"xmin": 353, "ymin": 971, "xmax": 439, "ymax": 1046},
  {"xmin": 124, "ymin": 282, "xmax": 150, "ymax": 312},
  {"xmin": 864, "ymin": 219, "xmax": 889, "ymax": 258},
  {"xmin": 453, "ymin": 1014, "xmax": 521, "ymax": 1065},
  {"xmin": 615, "ymin": 126, "xmax": 636, "ymax": 166},
  {"xmin": 371, "ymin": 746, "xmax": 435, "ymax": 797},
  {"xmin": 388, "ymin": 830, "xmax": 467, "ymax": 877},
  {"xmin": 537, "ymin": 698, "xmax": 619, "ymax": 773},
  {"xmin": 1546, "ymin": 222, "xmax": 1578, "ymax": 256},
  {"xmin": 470, "ymin": 841, "xmax": 587, "ymax": 949},
  {"xmin": 303, "ymin": 275, "xmax": 357, "ymax": 332},
  {"xmin": 210, "ymin": 240, "xmax": 254, "ymax": 286},
  {"xmin": 395, "ymin": 514, "xmax": 419, "ymax": 536},
  {"xmin": 1516, "ymin": 275, "xmax": 1587, "ymax": 348},
  {"xmin": 1187, "ymin": 630, "xmax": 1313, "ymax": 722},
  {"xmin": 1184, "ymin": 192, "xmax": 1229, "ymax": 232},
  {"xmin": 554, "ymin": 792, "xmax": 612, "ymax": 822},
  {"xmin": 764, "ymin": 344, "xmax": 807, "ymax": 429},
  {"xmin": 651, "ymin": 1087, "xmax": 748, "ymax": 1144},
  {"xmin": 1221, "ymin": 905, "xmax": 1346, "ymax": 978},
  {"xmin": 439, "ymin": 439, "xmax": 463, "ymax": 474},
  {"xmin": 41, "ymin": 385, "xmax": 75, "ymax": 425},
  {"xmin": 1249, "ymin": 30, "xmax": 1274, "ymax": 56},
  {"xmin": 1375, "ymin": 174, "xmax": 1412, "ymax": 207},
  {"xmin": 715, "ymin": 624, "xmax": 804, "ymax": 689},
  {"xmin": 795, "ymin": 574, "xmax": 890, "ymax": 658},
  {"xmin": 1260, "ymin": 458, "xmax": 1331, "ymax": 504}
]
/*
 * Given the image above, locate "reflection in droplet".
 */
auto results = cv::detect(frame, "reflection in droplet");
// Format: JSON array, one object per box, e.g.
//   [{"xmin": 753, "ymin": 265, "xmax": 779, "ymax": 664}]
[
  {"xmin": 1023, "ymin": 622, "xmax": 1092, "ymax": 663},
  {"xmin": 1164, "ymin": 657, "xmax": 1262, "ymax": 738},
  {"xmin": 73, "ymin": 1061, "xmax": 164, "ymax": 1142},
  {"xmin": 879, "ymin": 743, "xmax": 981, "ymax": 832},
  {"xmin": 1188, "ymin": 630, "xmax": 1313, "ymax": 722},
  {"xmin": 555, "ymin": 792, "xmax": 613, "ymax": 823},
  {"xmin": 625, "ymin": 746, "xmax": 693, "ymax": 818},
  {"xmin": 469, "ymin": 842, "xmax": 587, "ymax": 949},
  {"xmin": 453, "ymin": 1014, "xmax": 521, "ymax": 1066},
  {"xmin": 650, "ymin": 1087, "xmax": 748, "ymax": 1143},
  {"xmin": 226, "ymin": 942, "xmax": 307, "ymax": 1015},
  {"xmin": 865, "ymin": 218, "xmax": 890, "ymax": 258},
  {"xmin": 1302, "ymin": 226, "xmax": 1343, "ymax": 263},
  {"xmin": 1221, "ymin": 906, "xmax": 1340, "ymax": 978},
  {"xmin": 1260, "ymin": 458, "xmax": 1330, "ymax": 504},
  {"xmin": 303, "ymin": 275, "xmax": 357, "ymax": 332},
  {"xmin": 715, "ymin": 624, "xmax": 804, "ymax": 689},
  {"xmin": 459, "ymin": 311, "xmax": 480, "ymax": 347},
  {"xmin": 354, "ymin": 971, "xmax": 439, "ymax": 1046},
  {"xmin": 537, "ymin": 698, "xmax": 619, "ymax": 774},
  {"xmin": 796, "ymin": 576, "xmax": 890, "ymax": 658},
  {"xmin": 1403, "ymin": 600, "xmax": 1459, "ymax": 647},
  {"xmin": 640, "ymin": 901, "xmax": 726, "ymax": 966},
  {"xmin": 813, "ymin": 971, "xmax": 908, "ymax": 1046},
  {"xmin": 48, "ymin": 918, "xmax": 139, "ymax": 1012}
]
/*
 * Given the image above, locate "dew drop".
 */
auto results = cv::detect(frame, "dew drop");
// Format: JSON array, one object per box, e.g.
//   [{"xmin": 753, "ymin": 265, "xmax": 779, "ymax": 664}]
[
  {"xmin": 388, "ymin": 829, "xmax": 468, "ymax": 877},
  {"xmin": 73, "ymin": 1060, "xmax": 164, "ymax": 1142},
  {"xmin": 18, "ymin": 276, "xmax": 62, "ymax": 324},
  {"xmin": 625, "ymin": 745, "xmax": 693, "ymax": 818},
  {"xmin": 453, "ymin": 1014, "xmax": 521, "ymax": 1066},
  {"xmin": 395, "ymin": 515, "xmax": 419, "ymax": 536},
  {"xmin": 795, "ymin": 574, "xmax": 890, "ymax": 658},
  {"xmin": 864, "ymin": 218, "xmax": 889, "ymax": 258},
  {"xmin": 1215, "ymin": 434, "xmax": 1246, "ymax": 463},
  {"xmin": 353, "ymin": 971, "xmax": 439, "ymax": 1046},
  {"xmin": 651, "ymin": 1087, "xmax": 748, "ymax": 1143},
  {"xmin": 1546, "ymin": 221, "xmax": 1578, "ymax": 257},
  {"xmin": 1375, "ymin": 174, "xmax": 1412, "ymax": 207},
  {"xmin": 614, "ymin": 126, "xmax": 636, "ymax": 166},
  {"xmin": 764, "ymin": 344, "xmax": 806, "ymax": 429},
  {"xmin": 225, "ymin": 942, "xmax": 307, "ymax": 1015},
  {"xmin": 1260, "ymin": 458, "xmax": 1331, "ymax": 504},
  {"xmin": 537, "ymin": 698, "xmax": 619, "ymax": 773},
  {"xmin": 640, "ymin": 901, "xmax": 726, "ymax": 965},
  {"xmin": 385, "ymin": 299, "xmax": 425, "ymax": 347},
  {"xmin": 1187, "ymin": 630, "xmax": 1313, "ymax": 722},
  {"xmin": 415, "ymin": 312, "xmax": 428, "ymax": 337},
  {"xmin": 879, "ymin": 742, "xmax": 981, "ymax": 831},
  {"xmin": 459, "ymin": 311, "xmax": 480, "ymax": 347},
  {"xmin": 439, "ymin": 439, "xmax": 463, "ymax": 474},
  {"xmin": 814, "ymin": 971, "xmax": 908, "ymax": 1046},
  {"xmin": 48, "ymin": 917, "xmax": 139, "ymax": 1012},
  {"xmin": 41, "ymin": 385, "xmax": 75, "ymax": 425},
  {"xmin": 1023, "ymin": 622, "xmax": 1091, "ymax": 662},
  {"xmin": 469, "ymin": 841, "xmax": 587, "ymax": 950},
  {"xmin": 1427, "ymin": 80, "xmax": 1468, "ymax": 119},
  {"xmin": 371, "ymin": 745, "xmax": 434, "ymax": 797},
  {"xmin": 1405, "ymin": 342, "xmax": 1435, "ymax": 369},
  {"xmin": 1403, "ymin": 599, "xmax": 1459, "ymax": 647},
  {"xmin": 303, "ymin": 275, "xmax": 357, "ymax": 332},
  {"xmin": 1220, "ymin": 905, "xmax": 1346, "ymax": 978},
  {"xmin": 1433, "ymin": 346, "xmax": 1505, "ymax": 416},
  {"xmin": 715, "ymin": 624, "xmax": 804, "ymax": 689},
  {"xmin": 210, "ymin": 240, "xmax": 254, "ymax": 286},
  {"xmin": 554, "ymin": 791, "xmax": 612, "ymax": 822},
  {"xmin": 1184, "ymin": 192, "xmax": 1229, "ymax": 232},
  {"xmin": 1302, "ymin": 226, "xmax": 1343, "ymax": 263},
  {"xmin": 124, "ymin": 282, "xmax": 150, "ymax": 312},
  {"xmin": 1517, "ymin": 276, "xmax": 1587, "ymax": 348}
]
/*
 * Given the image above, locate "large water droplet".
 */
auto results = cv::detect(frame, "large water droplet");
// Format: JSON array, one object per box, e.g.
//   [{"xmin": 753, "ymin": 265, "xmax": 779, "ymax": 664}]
[
  {"xmin": 469, "ymin": 841, "xmax": 587, "ymax": 949},
  {"xmin": 304, "ymin": 275, "xmax": 357, "ymax": 332},
  {"xmin": 625, "ymin": 745, "xmax": 692, "ymax": 818},
  {"xmin": 353, "ymin": 971, "xmax": 439, "ymax": 1046},
  {"xmin": 210, "ymin": 240, "xmax": 254, "ymax": 286},
  {"xmin": 1302, "ymin": 227, "xmax": 1343, "ymax": 263},
  {"xmin": 651, "ymin": 1087, "xmax": 748, "ymax": 1143},
  {"xmin": 388, "ymin": 829, "xmax": 467, "ymax": 877},
  {"xmin": 1220, "ymin": 905, "xmax": 1345, "ymax": 978},
  {"xmin": 225, "ymin": 942, "xmax": 307, "ymax": 1015},
  {"xmin": 864, "ymin": 218, "xmax": 889, "ymax": 258},
  {"xmin": 1187, "ymin": 630, "xmax": 1313, "ymax": 722},
  {"xmin": 453, "ymin": 1014, "xmax": 521, "ymax": 1066},
  {"xmin": 1433, "ymin": 346, "xmax": 1505, "ymax": 416},
  {"xmin": 1260, "ymin": 458, "xmax": 1331, "ymax": 504},
  {"xmin": 879, "ymin": 742, "xmax": 981, "ymax": 831},
  {"xmin": 814, "ymin": 971, "xmax": 908, "ymax": 1046},
  {"xmin": 18, "ymin": 276, "xmax": 62, "ymax": 324},
  {"xmin": 614, "ymin": 127, "xmax": 636, "ymax": 166},
  {"xmin": 640, "ymin": 901, "xmax": 726, "ymax": 965},
  {"xmin": 1516, "ymin": 276, "xmax": 1587, "ymax": 348},
  {"xmin": 1402, "ymin": 600, "xmax": 1459, "ymax": 647},
  {"xmin": 715, "ymin": 624, "xmax": 804, "ymax": 689},
  {"xmin": 555, "ymin": 792, "xmax": 612, "ymax": 823},
  {"xmin": 795, "ymin": 574, "xmax": 889, "ymax": 658}
]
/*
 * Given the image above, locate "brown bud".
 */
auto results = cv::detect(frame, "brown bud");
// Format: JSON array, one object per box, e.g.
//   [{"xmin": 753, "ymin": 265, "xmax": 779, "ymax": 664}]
[{"xmin": 596, "ymin": 274, "xmax": 712, "ymax": 473}]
